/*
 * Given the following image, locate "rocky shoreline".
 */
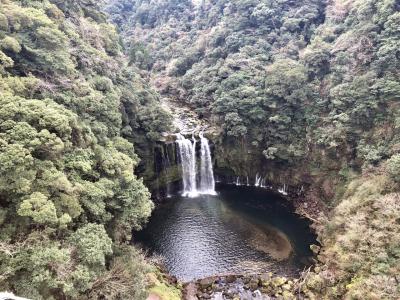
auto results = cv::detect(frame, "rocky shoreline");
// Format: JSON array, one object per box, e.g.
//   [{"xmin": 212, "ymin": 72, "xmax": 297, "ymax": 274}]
[
  {"xmin": 182, "ymin": 273, "xmax": 308, "ymax": 300},
  {"xmin": 144, "ymin": 188, "xmax": 321, "ymax": 300}
]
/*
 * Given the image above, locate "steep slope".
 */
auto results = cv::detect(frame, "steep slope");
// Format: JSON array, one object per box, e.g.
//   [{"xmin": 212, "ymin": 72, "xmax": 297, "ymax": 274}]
[
  {"xmin": 304, "ymin": 163, "xmax": 400, "ymax": 299},
  {"xmin": 107, "ymin": 0, "xmax": 400, "ymax": 195},
  {"xmin": 0, "ymin": 0, "xmax": 172, "ymax": 299}
]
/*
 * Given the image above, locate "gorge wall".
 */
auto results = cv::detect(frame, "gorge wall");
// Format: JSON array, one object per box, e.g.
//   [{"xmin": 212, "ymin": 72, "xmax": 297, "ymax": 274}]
[
  {"xmin": 106, "ymin": 0, "xmax": 399, "ymax": 208},
  {"xmin": 0, "ymin": 0, "xmax": 398, "ymax": 299},
  {"xmin": 105, "ymin": 0, "xmax": 400, "ymax": 299}
]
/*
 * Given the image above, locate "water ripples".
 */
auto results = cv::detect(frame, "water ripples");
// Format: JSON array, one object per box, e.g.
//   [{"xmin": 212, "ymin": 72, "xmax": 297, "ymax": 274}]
[{"xmin": 136, "ymin": 186, "xmax": 316, "ymax": 281}]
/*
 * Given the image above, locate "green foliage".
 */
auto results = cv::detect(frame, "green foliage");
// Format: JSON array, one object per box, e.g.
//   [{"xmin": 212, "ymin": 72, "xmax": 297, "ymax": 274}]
[
  {"xmin": 108, "ymin": 0, "xmax": 323, "ymax": 163},
  {"xmin": 109, "ymin": 0, "xmax": 399, "ymax": 170},
  {"xmin": 305, "ymin": 170, "xmax": 400, "ymax": 299},
  {"xmin": 386, "ymin": 154, "xmax": 400, "ymax": 182},
  {"xmin": 108, "ymin": 1, "xmax": 400, "ymax": 299},
  {"xmin": 265, "ymin": 59, "xmax": 309, "ymax": 104},
  {"xmin": 0, "ymin": 0, "xmax": 172, "ymax": 298},
  {"xmin": 69, "ymin": 223, "xmax": 113, "ymax": 266},
  {"xmin": 88, "ymin": 245, "xmax": 150, "ymax": 300},
  {"xmin": 18, "ymin": 192, "xmax": 59, "ymax": 226},
  {"xmin": 0, "ymin": 0, "xmax": 398, "ymax": 298},
  {"xmin": 0, "ymin": 36, "xmax": 22, "ymax": 53}
]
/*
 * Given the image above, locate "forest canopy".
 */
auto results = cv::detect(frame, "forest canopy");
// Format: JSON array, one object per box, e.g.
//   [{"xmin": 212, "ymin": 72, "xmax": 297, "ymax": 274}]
[
  {"xmin": 107, "ymin": 0, "xmax": 400, "ymax": 165},
  {"xmin": 106, "ymin": 0, "xmax": 400, "ymax": 299},
  {"xmin": 0, "ymin": 0, "xmax": 171, "ymax": 298},
  {"xmin": 0, "ymin": 0, "xmax": 399, "ymax": 299}
]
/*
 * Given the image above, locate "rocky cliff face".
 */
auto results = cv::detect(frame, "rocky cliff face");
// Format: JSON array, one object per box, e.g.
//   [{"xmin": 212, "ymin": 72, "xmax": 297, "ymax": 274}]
[
  {"xmin": 212, "ymin": 136, "xmax": 346, "ymax": 219},
  {"xmin": 143, "ymin": 130, "xmax": 343, "ymax": 222}
]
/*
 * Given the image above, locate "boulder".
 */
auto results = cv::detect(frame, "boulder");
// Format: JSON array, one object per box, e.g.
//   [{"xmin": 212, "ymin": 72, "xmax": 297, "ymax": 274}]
[
  {"xmin": 249, "ymin": 278, "xmax": 260, "ymax": 290},
  {"xmin": 198, "ymin": 277, "xmax": 215, "ymax": 290},
  {"xmin": 272, "ymin": 277, "xmax": 287, "ymax": 287}
]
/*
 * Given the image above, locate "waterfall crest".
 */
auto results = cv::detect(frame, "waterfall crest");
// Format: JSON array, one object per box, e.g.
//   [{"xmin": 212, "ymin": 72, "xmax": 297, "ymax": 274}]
[{"xmin": 176, "ymin": 133, "xmax": 216, "ymax": 197}]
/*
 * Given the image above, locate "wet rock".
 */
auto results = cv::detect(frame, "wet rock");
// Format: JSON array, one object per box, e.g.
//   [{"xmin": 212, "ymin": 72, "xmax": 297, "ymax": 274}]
[
  {"xmin": 223, "ymin": 289, "xmax": 237, "ymax": 299},
  {"xmin": 310, "ymin": 244, "xmax": 320, "ymax": 254},
  {"xmin": 249, "ymin": 278, "xmax": 260, "ymax": 290},
  {"xmin": 260, "ymin": 273, "xmax": 273, "ymax": 282},
  {"xmin": 183, "ymin": 282, "xmax": 198, "ymax": 300},
  {"xmin": 214, "ymin": 285, "xmax": 224, "ymax": 292},
  {"xmin": 235, "ymin": 277, "xmax": 244, "ymax": 285},
  {"xmin": 198, "ymin": 277, "xmax": 215, "ymax": 290},
  {"xmin": 225, "ymin": 275, "xmax": 236, "ymax": 283},
  {"xmin": 259, "ymin": 273, "xmax": 274, "ymax": 288},
  {"xmin": 260, "ymin": 286, "xmax": 273, "ymax": 294}
]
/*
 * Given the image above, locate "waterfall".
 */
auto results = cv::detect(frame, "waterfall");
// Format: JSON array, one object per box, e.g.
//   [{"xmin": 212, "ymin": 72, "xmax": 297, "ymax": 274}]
[
  {"xmin": 236, "ymin": 177, "xmax": 241, "ymax": 186},
  {"xmin": 278, "ymin": 184, "xmax": 288, "ymax": 195},
  {"xmin": 255, "ymin": 173, "xmax": 261, "ymax": 187},
  {"xmin": 175, "ymin": 132, "xmax": 216, "ymax": 197},
  {"xmin": 176, "ymin": 133, "xmax": 198, "ymax": 198},
  {"xmin": 261, "ymin": 178, "xmax": 266, "ymax": 188},
  {"xmin": 199, "ymin": 133, "xmax": 216, "ymax": 195}
]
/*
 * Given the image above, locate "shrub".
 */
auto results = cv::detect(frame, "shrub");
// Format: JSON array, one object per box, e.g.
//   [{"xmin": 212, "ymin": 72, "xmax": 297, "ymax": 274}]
[{"xmin": 387, "ymin": 154, "xmax": 400, "ymax": 182}]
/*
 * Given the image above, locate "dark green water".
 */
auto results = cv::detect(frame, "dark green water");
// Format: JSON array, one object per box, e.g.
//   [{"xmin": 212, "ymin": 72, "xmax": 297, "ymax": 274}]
[{"xmin": 135, "ymin": 184, "xmax": 316, "ymax": 282}]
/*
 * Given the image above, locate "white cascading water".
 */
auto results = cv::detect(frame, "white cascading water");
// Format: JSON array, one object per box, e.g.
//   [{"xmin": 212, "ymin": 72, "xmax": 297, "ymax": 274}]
[
  {"xmin": 199, "ymin": 132, "xmax": 216, "ymax": 195},
  {"xmin": 278, "ymin": 183, "xmax": 288, "ymax": 195},
  {"xmin": 176, "ymin": 133, "xmax": 199, "ymax": 197},
  {"xmin": 176, "ymin": 132, "xmax": 216, "ymax": 197},
  {"xmin": 255, "ymin": 173, "xmax": 261, "ymax": 187},
  {"xmin": 236, "ymin": 177, "xmax": 241, "ymax": 186}
]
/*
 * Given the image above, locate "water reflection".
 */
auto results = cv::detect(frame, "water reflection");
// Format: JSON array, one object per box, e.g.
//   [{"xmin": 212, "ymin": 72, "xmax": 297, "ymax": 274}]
[{"xmin": 135, "ymin": 185, "xmax": 316, "ymax": 281}]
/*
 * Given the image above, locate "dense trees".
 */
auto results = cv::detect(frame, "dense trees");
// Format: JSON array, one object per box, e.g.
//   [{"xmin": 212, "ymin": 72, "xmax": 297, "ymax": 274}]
[
  {"xmin": 0, "ymin": 0, "xmax": 171, "ymax": 298},
  {"xmin": 108, "ymin": 0, "xmax": 400, "ymax": 298},
  {"xmin": 0, "ymin": 0, "xmax": 399, "ymax": 298},
  {"xmin": 108, "ymin": 0, "xmax": 399, "ymax": 166},
  {"xmin": 106, "ymin": 0, "xmax": 326, "ymax": 162}
]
